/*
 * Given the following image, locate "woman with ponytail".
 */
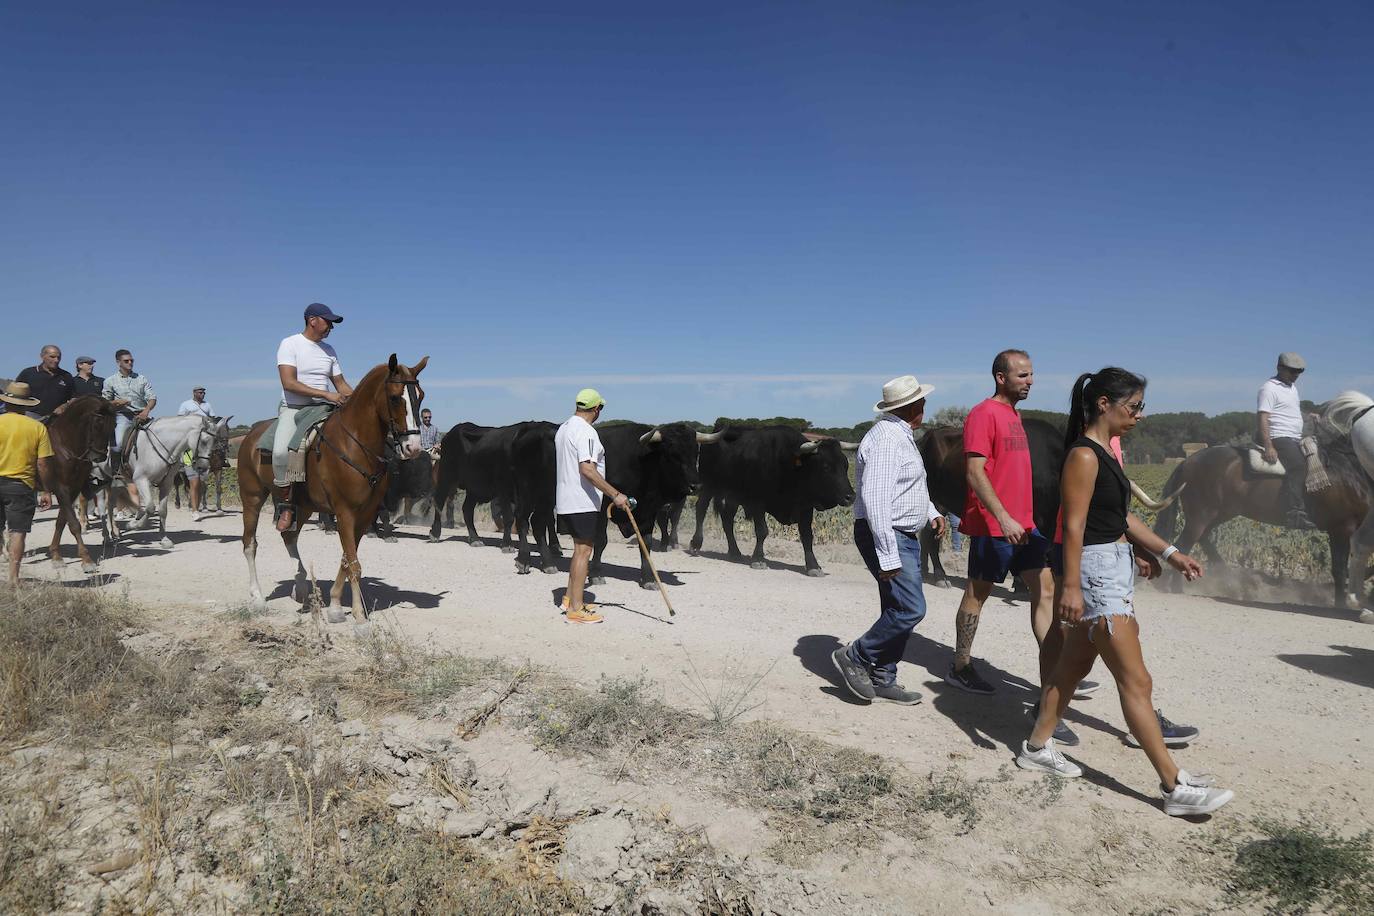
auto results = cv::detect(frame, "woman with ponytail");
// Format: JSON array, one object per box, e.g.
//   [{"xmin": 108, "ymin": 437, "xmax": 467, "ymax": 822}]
[{"xmin": 1016, "ymin": 368, "xmax": 1235, "ymax": 817}]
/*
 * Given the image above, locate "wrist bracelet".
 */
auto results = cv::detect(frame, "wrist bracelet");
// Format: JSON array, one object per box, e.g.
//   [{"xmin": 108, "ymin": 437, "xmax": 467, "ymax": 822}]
[{"xmin": 1159, "ymin": 545, "xmax": 1179, "ymax": 562}]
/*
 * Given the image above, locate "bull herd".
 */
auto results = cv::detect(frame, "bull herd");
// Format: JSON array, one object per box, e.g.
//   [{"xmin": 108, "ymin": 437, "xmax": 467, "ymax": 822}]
[{"xmin": 375, "ymin": 421, "xmax": 860, "ymax": 586}]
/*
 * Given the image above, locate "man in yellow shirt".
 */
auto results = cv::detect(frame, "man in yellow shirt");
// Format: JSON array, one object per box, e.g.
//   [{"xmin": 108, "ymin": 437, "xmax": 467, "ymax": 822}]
[{"xmin": 0, "ymin": 382, "xmax": 55, "ymax": 587}]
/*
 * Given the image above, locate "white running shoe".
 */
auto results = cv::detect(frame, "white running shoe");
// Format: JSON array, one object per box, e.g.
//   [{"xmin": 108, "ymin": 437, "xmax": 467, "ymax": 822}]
[
  {"xmin": 1162, "ymin": 769, "xmax": 1234, "ymax": 817},
  {"xmin": 1016, "ymin": 738, "xmax": 1083, "ymax": 778}
]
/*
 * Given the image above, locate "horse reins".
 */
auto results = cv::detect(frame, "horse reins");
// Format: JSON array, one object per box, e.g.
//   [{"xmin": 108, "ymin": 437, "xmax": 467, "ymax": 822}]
[{"xmin": 315, "ymin": 377, "xmax": 422, "ymax": 487}]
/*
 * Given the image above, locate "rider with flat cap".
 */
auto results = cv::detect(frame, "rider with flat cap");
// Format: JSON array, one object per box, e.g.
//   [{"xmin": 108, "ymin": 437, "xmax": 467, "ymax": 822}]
[{"xmin": 274, "ymin": 303, "xmax": 353, "ymax": 531}]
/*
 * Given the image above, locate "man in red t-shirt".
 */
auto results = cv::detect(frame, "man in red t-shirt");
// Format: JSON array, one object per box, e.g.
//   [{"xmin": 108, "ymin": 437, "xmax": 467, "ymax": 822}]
[{"xmin": 946, "ymin": 349, "xmax": 1059, "ymax": 699}]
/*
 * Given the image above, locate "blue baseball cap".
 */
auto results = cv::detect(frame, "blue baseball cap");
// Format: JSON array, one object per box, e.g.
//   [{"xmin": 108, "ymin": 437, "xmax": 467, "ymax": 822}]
[{"xmin": 304, "ymin": 302, "xmax": 343, "ymax": 323}]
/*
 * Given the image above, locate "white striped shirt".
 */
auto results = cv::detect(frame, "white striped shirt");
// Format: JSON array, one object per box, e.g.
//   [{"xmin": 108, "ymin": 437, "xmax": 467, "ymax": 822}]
[{"xmin": 854, "ymin": 413, "xmax": 942, "ymax": 571}]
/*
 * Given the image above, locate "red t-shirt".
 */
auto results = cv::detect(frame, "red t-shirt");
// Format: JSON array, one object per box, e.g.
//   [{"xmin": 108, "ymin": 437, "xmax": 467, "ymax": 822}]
[
  {"xmin": 1054, "ymin": 436, "xmax": 1124, "ymax": 543},
  {"xmin": 959, "ymin": 398, "xmax": 1034, "ymax": 537}
]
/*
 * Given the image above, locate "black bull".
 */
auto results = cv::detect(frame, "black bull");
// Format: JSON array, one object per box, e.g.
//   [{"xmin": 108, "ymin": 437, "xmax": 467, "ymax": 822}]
[
  {"xmin": 686, "ymin": 426, "xmax": 856, "ymax": 576},
  {"xmin": 917, "ymin": 418, "xmax": 1066, "ymax": 585}
]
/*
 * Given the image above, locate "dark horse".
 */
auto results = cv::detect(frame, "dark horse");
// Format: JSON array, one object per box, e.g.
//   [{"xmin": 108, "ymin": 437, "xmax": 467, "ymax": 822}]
[
  {"xmin": 238, "ymin": 355, "xmax": 428, "ymax": 624},
  {"xmin": 1152, "ymin": 439, "xmax": 1372, "ymax": 610},
  {"xmin": 45, "ymin": 396, "xmax": 118, "ymax": 574}
]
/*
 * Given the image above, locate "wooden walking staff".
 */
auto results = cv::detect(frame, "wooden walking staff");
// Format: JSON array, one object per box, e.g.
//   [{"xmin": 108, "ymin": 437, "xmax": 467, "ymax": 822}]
[{"xmin": 608, "ymin": 501, "xmax": 676, "ymax": 618}]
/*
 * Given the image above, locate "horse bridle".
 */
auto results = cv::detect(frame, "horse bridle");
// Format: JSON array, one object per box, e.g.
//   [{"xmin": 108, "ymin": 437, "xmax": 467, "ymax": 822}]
[
  {"xmin": 135, "ymin": 417, "xmax": 217, "ymax": 470},
  {"xmin": 317, "ymin": 377, "xmax": 422, "ymax": 487}
]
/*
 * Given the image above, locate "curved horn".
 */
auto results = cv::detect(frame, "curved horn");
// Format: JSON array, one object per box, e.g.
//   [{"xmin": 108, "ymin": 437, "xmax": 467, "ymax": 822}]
[
  {"xmin": 1128, "ymin": 479, "xmax": 1164, "ymax": 510},
  {"xmin": 1137, "ymin": 480, "xmax": 1187, "ymax": 512},
  {"xmin": 838, "ymin": 441, "xmax": 859, "ymax": 452},
  {"xmin": 798, "ymin": 440, "xmax": 820, "ymax": 455},
  {"xmin": 639, "ymin": 427, "xmax": 662, "ymax": 445},
  {"xmin": 696, "ymin": 430, "xmax": 724, "ymax": 444}
]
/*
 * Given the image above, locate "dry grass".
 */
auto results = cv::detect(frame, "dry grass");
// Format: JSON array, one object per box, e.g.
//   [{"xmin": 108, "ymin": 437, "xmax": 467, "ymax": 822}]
[{"xmin": 354, "ymin": 623, "xmax": 505, "ymax": 713}]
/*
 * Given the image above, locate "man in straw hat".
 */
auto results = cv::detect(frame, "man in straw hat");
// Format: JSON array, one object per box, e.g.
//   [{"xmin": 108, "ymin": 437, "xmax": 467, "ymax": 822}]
[
  {"xmin": 0, "ymin": 382, "xmax": 55, "ymax": 587},
  {"xmin": 555, "ymin": 387, "xmax": 631, "ymax": 625},
  {"xmin": 831, "ymin": 375, "xmax": 945, "ymax": 704}
]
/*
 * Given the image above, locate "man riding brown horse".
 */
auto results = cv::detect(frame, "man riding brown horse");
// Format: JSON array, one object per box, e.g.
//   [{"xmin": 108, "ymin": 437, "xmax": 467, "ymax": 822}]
[{"xmin": 238, "ymin": 353, "xmax": 428, "ymax": 624}]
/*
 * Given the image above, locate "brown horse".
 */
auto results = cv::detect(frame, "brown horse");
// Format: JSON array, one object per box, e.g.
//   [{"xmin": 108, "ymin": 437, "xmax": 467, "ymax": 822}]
[
  {"xmin": 238, "ymin": 354, "xmax": 428, "ymax": 624},
  {"xmin": 1152, "ymin": 440, "xmax": 1372, "ymax": 610},
  {"xmin": 45, "ymin": 396, "xmax": 118, "ymax": 574}
]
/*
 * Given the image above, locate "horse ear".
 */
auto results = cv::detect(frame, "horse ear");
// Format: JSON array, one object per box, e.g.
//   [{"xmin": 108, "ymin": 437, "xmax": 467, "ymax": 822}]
[
  {"xmin": 388, "ymin": 353, "xmax": 399, "ymax": 373},
  {"xmin": 413, "ymin": 356, "xmax": 429, "ymax": 375}
]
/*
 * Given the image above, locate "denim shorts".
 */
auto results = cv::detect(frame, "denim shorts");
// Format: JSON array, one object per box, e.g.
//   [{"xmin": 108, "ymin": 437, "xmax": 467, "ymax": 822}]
[{"xmin": 1061, "ymin": 541, "xmax": 1136, "ymax": 635}]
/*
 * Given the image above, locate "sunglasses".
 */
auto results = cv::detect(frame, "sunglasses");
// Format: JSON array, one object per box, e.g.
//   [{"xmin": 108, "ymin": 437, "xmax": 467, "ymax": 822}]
[{"xmin": 1119, "ymin": 399, "xmax": 1145, "ymax": 416}]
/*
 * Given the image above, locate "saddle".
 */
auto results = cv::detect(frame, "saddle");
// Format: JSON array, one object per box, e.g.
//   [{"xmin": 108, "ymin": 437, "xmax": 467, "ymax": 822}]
[
  {"xmin": 1238, "ymin": 436, "xmax": 1330, "ymax": 491},
  {"xmin": 256, "ymin": 404, "xmax": 335, "ymax": 484}
]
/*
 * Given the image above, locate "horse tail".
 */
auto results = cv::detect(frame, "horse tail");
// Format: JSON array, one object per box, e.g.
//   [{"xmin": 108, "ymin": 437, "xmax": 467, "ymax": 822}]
[{"xmin": 1152, "ymin": 463, "xmax": 1188, "ymax": 541}]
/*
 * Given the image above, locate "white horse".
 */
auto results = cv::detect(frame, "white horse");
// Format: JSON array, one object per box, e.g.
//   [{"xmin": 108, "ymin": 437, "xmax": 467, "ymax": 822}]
[
  {"xmin": 1319, "ymin": 390, "xmax": 1374, "ymax": 621},
  {"xmin": 107, "ymin": 414, "xmax": 230, "ymax": 549}
]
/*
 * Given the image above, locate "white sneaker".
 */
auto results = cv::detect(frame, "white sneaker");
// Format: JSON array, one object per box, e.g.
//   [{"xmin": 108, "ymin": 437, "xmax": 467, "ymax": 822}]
[
  {"xmin": 1016, "ymin": 738, "xmax": 1083, "ymax": 778},
  {"xmin": 1162, "ymin": 769, "xmax": 1234, "ymax": 817}
]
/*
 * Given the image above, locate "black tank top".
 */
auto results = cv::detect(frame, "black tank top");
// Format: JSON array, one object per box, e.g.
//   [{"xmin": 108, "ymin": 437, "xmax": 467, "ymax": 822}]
[{"xmin": 1069, "ymin": 437, "xmax": 1129, "ymax": 545}]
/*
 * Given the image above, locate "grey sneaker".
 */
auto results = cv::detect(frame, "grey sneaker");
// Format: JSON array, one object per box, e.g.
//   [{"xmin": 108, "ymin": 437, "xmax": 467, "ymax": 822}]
[
  {"xmin": 1016, "ymin": 738, "xmax": 1082, "ymax": 777},
  {"xmin": 831, "ymin": 645, "xmax": 875, "ymax": 701},
  {"xmin": 1029, "ymin": 701, "xmax": 1080, "ymax": 747},
  {"xmin": 872, "ymin": 682, "xmax": 922, "ymax": 705},
  {"xmin": 1125, "ymin": 709, "xmax": 1200, "ymax": 748},
  {"xmin": 1074, "ymin": 679, "xmax": 1102, "ymax": 698},
  {"xmin": 1162, "ymin": 770, "xmax": 1233, "ymax": 817}
]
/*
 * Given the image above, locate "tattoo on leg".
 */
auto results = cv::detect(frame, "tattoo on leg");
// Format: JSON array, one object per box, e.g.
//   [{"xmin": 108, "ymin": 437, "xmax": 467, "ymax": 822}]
[{"xmin": 954, "ymin": 610, "xmax": 981, "ymax": 667}]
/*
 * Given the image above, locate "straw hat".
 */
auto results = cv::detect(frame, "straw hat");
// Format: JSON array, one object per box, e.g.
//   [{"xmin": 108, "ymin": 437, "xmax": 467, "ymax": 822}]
[
  {"xmin": 874, "ymin": 375, "xmax": 936, "ymax": 413},
  {"xmin": 1, "ymin": 381, "xmax": 41, "ymax": 408}
]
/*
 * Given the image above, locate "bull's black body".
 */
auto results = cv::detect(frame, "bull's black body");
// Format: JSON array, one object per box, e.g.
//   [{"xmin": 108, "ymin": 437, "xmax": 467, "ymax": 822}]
[
  {"xmin": 687, "ymin": 425, "xmax": 854, "ymax": 576},
  {"xmin": 588, "ymin": 423, "xmax": 703, "ymax": 588},
  {"xmin": 428, "ymin": 423, "xmax": 511, "ymax": 546},
  {"xmin": 917, "ymin": 417, "xmax": 1065, "ymax": 585}
]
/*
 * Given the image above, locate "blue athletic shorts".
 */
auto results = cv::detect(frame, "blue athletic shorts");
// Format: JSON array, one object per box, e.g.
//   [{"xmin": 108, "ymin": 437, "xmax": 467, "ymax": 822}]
[{"xmin": 966, "ymin": 528, "xmax": 1050, "ymax": 583}]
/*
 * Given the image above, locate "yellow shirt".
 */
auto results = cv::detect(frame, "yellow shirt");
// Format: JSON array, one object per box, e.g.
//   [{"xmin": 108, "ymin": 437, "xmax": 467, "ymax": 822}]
[{"xmin": 0, "ymin": 411, "xmax": 54, "ymax": 489}]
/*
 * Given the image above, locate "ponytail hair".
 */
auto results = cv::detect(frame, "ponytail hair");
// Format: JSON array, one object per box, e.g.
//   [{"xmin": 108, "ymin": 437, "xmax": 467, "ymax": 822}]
[{"xmin": 1065, "ymin": 367, "xmax": 1147, "ymax": 450}]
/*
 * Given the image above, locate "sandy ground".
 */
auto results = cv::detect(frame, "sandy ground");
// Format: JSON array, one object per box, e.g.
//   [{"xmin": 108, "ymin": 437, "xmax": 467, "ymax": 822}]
[{"xmin": 23, "ymin": 506, "xmax": 1374, "ymax": 911}]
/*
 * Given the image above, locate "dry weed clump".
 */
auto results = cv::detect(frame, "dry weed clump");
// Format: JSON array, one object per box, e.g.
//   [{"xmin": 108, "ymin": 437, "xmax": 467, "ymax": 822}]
[
  {"xmin": 354, "ymin": 625, "xmax": 507, "ymax": 712},
  {"xmin": 1224, "ymin": 816, "xmax": 1374, "ymax": 914},
  {"xmin": 527, "ymin": 674, "xmax": 694, "ymax": 754}
]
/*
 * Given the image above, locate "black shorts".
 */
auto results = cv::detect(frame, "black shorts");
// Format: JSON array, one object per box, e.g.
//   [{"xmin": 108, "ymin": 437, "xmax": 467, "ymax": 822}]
[
  {"xmin": 557, "ymin": 511, "xmax": 599, "ymax": 542},
  {"xmin": 0, "ymin": 477, "xmax": 38, "ymax": 534}
]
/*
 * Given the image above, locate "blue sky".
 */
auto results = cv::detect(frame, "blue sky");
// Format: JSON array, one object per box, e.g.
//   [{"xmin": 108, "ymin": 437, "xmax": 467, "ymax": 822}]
[{"xmin": 3, "ymin": 2, "xmax": 1370, "ymax": 427}]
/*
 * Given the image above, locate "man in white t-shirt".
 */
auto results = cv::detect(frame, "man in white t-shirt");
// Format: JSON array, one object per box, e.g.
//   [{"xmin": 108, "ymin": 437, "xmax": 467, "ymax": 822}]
[
  {"xmin": 1257, "ymin": 351, "xmax": 1314, "ymax": 530},
  {"xmin": 273, "ymin": 302, "xmax": 354, "ymax": 531},
  {"xmin": 555, "ymin": 388, "xmax": 630, "ymax": 624}
]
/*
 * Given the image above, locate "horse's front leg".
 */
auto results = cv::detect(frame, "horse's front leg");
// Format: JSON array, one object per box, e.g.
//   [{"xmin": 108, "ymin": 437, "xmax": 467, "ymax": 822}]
[
  {"xmin": 156, "ymin": 476, "xmax": 174, "ymax": 548},
  {"xmin": 326, "ymin": 515, "xmax": 357, "ymax": 624}
]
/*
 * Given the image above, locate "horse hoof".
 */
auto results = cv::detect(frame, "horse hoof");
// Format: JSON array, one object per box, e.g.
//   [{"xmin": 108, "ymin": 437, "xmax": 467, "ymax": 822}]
[
  {"xmin": 805, "ymin": 567, "xmax": 827, "ymax": 578},
  {"xmin": 159, "ymin": 538, "xmax": 173, "ymax": 549},
  {"xmin": 501, "ymin": 546, "xmax": 518, "ymax": 555},
  {"xmin": 933, "ymin": 578, "xmax": 951, "ymax": 589},
  {"xmin": 82, "ymin": 562, "xmax": 99, "ymax": 575},
  {"xmin": 640, "ymin": 580, "xmax": 658, "ymax": 591},
  {"xmin": 590, "ymin": 576, "xmax": 606, "ymax": 586},
  {"xmin": 686, "ymin": 546, "xmax": 701, "ymax": 556},
  {"xmin": 516, "ymin": 566, "xmax": 531, "ymax": 575},
  {"xmin": 750, "ymin": 561, "xmax": 769, "ymax": 570},
  {"xmin": 384, "ymin": 536, "xmax": 398, "ymax": 544},
  {"xmin": 352, "ymin": 622, "xmax": 373, "ymax": 639},
  {"xmin": 467, "ymin": 539, "xmax": 483, "ymax": 548},
  {"xmin": 542, "ymin": 566, "xmax": 558, "ymax": 575},
  {"xmin": 1360, "ymin": 608, "xmax": 1374, "ymax": 624},
  {"xmin": 325, "ymin": 607, "xmax": 347, "ymax": 624},
  {"xmin": 427, "ymin": 535, "xmax": 441, "ymax": 544}
]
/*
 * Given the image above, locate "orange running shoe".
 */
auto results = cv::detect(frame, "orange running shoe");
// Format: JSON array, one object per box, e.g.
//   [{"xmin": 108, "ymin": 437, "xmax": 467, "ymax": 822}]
[
  {"xmin": 564, "ymin": 608, "xmax": 604, "ymax": 625},
  {"xmin": 560, "ymin": 597, "xmax": 598, "ymax": 613}
]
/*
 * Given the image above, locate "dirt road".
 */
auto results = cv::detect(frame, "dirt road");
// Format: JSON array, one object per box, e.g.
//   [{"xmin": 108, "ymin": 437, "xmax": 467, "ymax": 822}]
[{"xmin": 26, "ymin": 507, "xmax": 1374, "ymax": 911}]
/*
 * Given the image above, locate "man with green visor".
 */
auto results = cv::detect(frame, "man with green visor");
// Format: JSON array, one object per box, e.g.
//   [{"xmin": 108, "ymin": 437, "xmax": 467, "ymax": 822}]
[{"xmin": 555, "ymin": 387, "xmax": 629, "ymax": 624}]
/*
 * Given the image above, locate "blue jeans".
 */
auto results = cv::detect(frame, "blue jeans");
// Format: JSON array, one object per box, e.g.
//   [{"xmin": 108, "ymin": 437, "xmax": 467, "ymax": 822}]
[
  {"xmin": 849, "ymin": 520, "xmax": 928, "ymax": 687},
  {"xmin": 946, "ymin": 514, "xmax": 963, "ymax": 551}
]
